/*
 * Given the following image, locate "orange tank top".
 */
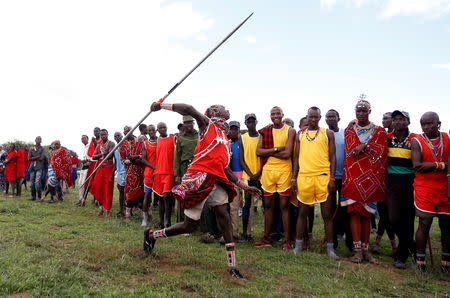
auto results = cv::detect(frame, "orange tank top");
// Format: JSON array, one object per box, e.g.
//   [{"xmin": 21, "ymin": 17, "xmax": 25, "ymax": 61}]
[
  {"xmin": 144, "ymin": 140, "xmax": 157, "ymax": 179},
  {"xmin": 155, "ymin": 136, "xmax": 175, "ymax": 175}
]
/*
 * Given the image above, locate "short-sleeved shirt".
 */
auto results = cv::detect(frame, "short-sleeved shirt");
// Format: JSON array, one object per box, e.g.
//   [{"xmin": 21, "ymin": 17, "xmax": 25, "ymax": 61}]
[
  {"xmin": 28, "ymin": 146, "xmax": 46, "ymax": 171},
  {"xmin": 230, "ymin": 140, "xmax": 243, "ymax": 172}
]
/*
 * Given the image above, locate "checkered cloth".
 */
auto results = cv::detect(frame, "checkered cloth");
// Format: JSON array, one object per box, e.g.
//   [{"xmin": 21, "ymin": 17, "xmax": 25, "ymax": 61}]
[{"xmin": 258, "ymin": 124, "xmax": 274, "ymax": 166}]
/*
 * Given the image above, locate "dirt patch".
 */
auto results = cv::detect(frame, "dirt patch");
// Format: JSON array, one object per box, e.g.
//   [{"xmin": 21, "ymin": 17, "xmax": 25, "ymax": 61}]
[
  {"xmin": 181, "ymin": 285, "xmax": 196, "ymax": 294},
  {"xmin": 8, "ymin": 293, "xmax": 31, "ymax": 298},
  {"xmin": 54, "ymin": 239, "xmax": 75, "ymax": 247},
  {"xmin": 273, "ymin": 281, "xmax": 302, "ymax": 296},
  {"xmin": 130, "ymin": 274, "xmax": 155, "ymax": 283}
]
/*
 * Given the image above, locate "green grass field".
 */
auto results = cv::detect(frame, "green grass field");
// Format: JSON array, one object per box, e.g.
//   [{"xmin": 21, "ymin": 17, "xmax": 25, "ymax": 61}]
[{"xmin": 0, "ymin": 186, "xmax": 448, "ymax": 297}]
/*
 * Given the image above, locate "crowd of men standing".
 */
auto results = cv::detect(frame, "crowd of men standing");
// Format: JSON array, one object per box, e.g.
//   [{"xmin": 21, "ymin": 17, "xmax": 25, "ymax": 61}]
[{"xmin": 2, "ymin": 97, "xmax": 449, "ymax": 279}]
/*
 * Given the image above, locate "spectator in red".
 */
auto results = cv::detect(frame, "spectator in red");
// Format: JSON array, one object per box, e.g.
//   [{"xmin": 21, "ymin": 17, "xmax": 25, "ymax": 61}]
[
  {"xmin": 4, "ymin": 144, "xmax": 17, "ymax": 197},
  {"xmin": 15, "ymin": 143, "xmax": 26, "ymax": 197}
]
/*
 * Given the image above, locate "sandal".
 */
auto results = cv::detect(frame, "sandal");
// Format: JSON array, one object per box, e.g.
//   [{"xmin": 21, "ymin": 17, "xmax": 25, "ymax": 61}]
[
  {"xmin": 363, "ymin": 250, "xmax": 380, "ymax": 264},
  {"xmin": 350, "ymin": 250, "xmax": 363, "ymax": 263}
]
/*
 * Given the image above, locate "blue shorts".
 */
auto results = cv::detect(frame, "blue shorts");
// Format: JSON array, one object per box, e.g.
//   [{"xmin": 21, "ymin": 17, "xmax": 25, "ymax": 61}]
[{"xmin": 144, "ymin": 184, "xmax": 153, "ymax": 194}]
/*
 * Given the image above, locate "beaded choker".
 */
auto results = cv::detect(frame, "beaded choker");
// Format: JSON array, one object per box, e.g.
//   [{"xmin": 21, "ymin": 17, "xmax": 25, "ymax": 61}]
[
  {"xmin": 305, "ymin": 129, "xmax": 320, "ymax": 142},
  {"xmin": 422, "ymin": 133, "xmax": 443, "ymax": 162}
]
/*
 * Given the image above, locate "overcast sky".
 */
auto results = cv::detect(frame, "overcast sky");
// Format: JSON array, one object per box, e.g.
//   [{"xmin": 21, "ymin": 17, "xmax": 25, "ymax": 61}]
[{"xmin": 1, "ymin": 0, "xmax": 449, "ymax": 156}]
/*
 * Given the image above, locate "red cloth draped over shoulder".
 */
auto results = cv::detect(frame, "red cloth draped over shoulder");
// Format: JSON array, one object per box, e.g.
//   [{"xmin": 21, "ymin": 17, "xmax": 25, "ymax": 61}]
[
  {"xmin": 16, "ymin": 149, "xmax": 25, "ymax": 178},
  {"xmin": 342, "ymin": 125, "xmax": 388, "ymax": 204},
  {"xmin": 90, "ymin": 160, "xmax": 114, "ymax": 210},
  {"xmin": 120, "ymin": 138, "xmax": 144, "ymax": 200},
  {"xmin": 258, "ymin": 124, "xmax": 274, "ymax": 166},
  {"xmin": 173, "ymin": 119, "xmax": 236, "ymax": 208},
  {"xmin": 50, "ymin": 148, "xmax": 74, "ymax": 187},
  {"xmin": 4, "ymin": 151, "xmax": 17, "ymax": 182}
]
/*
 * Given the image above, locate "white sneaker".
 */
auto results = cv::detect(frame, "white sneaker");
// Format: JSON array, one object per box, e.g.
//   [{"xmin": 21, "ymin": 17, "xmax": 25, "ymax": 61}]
[{"xmin": 141, "ymin": 218, "xmax": 148, "ymax": 227}]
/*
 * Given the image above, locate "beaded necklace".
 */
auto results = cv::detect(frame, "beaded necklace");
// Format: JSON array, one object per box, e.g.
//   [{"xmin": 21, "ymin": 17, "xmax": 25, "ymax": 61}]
[
  {"xmin": 422, "ymin": 133, "xmax": 443, "ymax": 162},
  {"xmin": 305, "ymin": 128, "xmax": 320, "ymax": 142},
  {"xmin": 355, "ymin": 123, "xmax": 374, "ymax": 144},
  {"xmin": 392, "ymin": 132, "xmax": 410, "ymax": 148}
]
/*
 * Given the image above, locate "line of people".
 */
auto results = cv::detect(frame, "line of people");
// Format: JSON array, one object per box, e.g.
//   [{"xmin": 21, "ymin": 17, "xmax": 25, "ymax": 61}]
[{"xmin": 75, "ymin": 98, "xmax": 450, "ymax": 275}]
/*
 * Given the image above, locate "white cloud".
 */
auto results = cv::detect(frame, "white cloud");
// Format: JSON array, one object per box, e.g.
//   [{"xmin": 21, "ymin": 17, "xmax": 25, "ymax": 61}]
[
  {"xmin": 433, "ymin": 63, "xmax": 450, "ymax": 70},
  {"xmin": 320, "ymin": 0, "xmax": 338, "ymax": 9},
  {"xmin": 319, "ymin": 0, "xmax": 450, "ymax": 18},
  {"xmin": 381, "ymin": 0, "xmax": 450, "ymax": 18},
  {"xmin": 244, "ymin": 35, "xmax": 256, "ymax": 43}
]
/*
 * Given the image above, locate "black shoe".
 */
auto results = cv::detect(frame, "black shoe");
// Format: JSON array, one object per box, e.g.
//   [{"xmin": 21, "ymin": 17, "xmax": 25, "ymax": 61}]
[
  {"xmin": 115, "ymin": 211, "xmax": 124, "ymax": 218},
  {"xmin": 228, "ymin": 268, "xmax": 247, "ymax": 285},
  {"xmin": 154, "ymin": 223, "xmax": 164, "ymax": 229},
  {"xmin": 74, "ymin": 201, "xmax": 82, "ymax": 206},
  {"xmin": 28, "ymin": 197, "xmax": 36, "ymax": 201},
  {"xmin": 143, "ymin": 229, "xmax": 156, "ymax": 254},
  {"xmin": 239, "ymin": 234, "xmax": 249, "ymax": 243}
]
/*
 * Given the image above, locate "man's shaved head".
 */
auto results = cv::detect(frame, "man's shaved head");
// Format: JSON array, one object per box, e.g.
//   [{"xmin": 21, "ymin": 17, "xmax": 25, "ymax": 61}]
[{"xmin": 420, "ymin": 111, "xmax": 439, "ymax": 123}]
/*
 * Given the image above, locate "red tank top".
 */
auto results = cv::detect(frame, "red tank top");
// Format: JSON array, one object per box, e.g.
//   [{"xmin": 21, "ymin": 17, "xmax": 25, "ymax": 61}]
[
  {"xmin": 144, "ymin": 140, "xmax": 157, "ymax": 179},
  {"xmin": 155, "ymin": 136, "xmax": 175, "ymax": 175},
  {"xmin": 187, "ymin": 120, "xmax": 230, "ymax": 180},
  {"xmin": 413, "ymin": 132, "xmax": 450, "ymax": 194}
]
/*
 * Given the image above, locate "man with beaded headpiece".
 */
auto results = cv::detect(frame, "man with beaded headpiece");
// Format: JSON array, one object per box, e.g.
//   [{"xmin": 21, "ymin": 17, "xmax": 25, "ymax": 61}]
[
  {"xmin": 340, "ymin": 96, "xmax": 388, "ymax": 264},
  {"xmin": 411, "ymin": 111, "xmax": 450, "ymax": 274},
  {"xmin": 144, "ymin": 102, "xmax": 261, "ymax": 284}
]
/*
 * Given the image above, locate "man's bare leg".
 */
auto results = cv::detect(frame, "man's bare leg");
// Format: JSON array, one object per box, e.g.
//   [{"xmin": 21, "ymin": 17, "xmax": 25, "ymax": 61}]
[
  {"xmin": 321, "ymin": 196, "xmax": 338, "ymax": 259},
  {"xmin": 279, "ymin": 196, "xmax": 291, "ymax": 249}
]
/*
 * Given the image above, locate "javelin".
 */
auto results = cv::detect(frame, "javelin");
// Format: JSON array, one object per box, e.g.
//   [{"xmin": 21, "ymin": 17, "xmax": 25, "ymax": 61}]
[{"xmin": 82, "ymin": 12, "xmax": 254, "ymax": 187}]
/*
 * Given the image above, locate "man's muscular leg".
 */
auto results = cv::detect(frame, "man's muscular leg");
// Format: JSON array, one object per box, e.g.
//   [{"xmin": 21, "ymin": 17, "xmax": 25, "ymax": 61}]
[{"xmin": 279, "ymin": 196, "xmax": 291, "ymax": 246}]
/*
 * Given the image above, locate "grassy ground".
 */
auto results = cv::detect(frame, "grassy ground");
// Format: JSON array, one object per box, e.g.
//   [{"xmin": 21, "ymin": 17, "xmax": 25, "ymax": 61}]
[{"xmin": 0, "ymin": 186, "xmax": 448, "ymax": 297}]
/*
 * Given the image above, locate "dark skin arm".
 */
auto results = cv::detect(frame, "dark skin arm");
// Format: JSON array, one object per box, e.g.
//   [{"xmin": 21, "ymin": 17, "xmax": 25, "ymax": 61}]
[
  {"xmin": 151, "ymin": 102, "xmax": 209, "ymax": 136},
  {"xmin": 224, "ymin": 167, "xmax": 261, "ymax": 197},
  {"xmin": 256, "ymin": 127, "xmax": 295, "ymax": 159},
  {"xmin": 141, "ymin": 143, "xmax": 156, "ymax": 169},
  {"xmin": 291, "ymin": 131, "xmax": 301, "ymax": 194},
  {"xmin": 411, "ymin": 139, "xmax": 440, "ymax": 173},
  {"xmin": 109, "ymin": 151, "xmax": 116, "ymax": 182},
  {"xmin": 327, "ymin": 129, "xmax": 336, "ymax": 193}
]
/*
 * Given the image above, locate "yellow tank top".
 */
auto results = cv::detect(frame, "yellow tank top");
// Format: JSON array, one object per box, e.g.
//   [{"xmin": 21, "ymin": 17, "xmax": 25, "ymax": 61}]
[
  {"xmin": 299, "ymin": 127, "xmax": 330, "ymax": 176},
  {"xmin": 241, "ymin": 133, "xmax": 261, "ymax": 180},
  {"xmin": 265, "ymin": 124, "xmax": 292, "ymax": 172}
]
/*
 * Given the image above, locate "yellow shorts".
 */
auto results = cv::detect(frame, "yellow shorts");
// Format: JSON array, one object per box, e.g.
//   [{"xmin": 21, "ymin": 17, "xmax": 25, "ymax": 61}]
[
  {"xmin": 297, "ymin": 174, "xmax": 329, "ymax": 205},
  {"xmin": 261, "ymin": 168, "xmax": 292, "ymax": 196}
]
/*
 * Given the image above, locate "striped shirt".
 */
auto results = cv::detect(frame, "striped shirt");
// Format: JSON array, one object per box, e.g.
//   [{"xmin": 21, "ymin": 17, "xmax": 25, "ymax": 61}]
[{"xmin": 387, "ymin": 132, "xmax": 415, "ymax": 175}]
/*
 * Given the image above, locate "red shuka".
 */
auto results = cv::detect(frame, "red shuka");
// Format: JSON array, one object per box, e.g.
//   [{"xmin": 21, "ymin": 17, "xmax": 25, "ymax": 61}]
[
  {"xmin": 187, "ymin": 121, "xmax": 231, "ymax": 180},
  {"xmin": 15, "ymin": 149, "xmax": 26, "ymax": 178},
  {"xmin": 172, "ymin": 119, "xmax": 236, "ymax": 208},
  {"xmin": 342, "ymin": 125, "xmax": 388, "ymax": 204},
  {"xmin": 50, "ymin": 148, "xmax": 73, "ymax": 187},
  {"xmin": 4, "ymin": 151, "xmax": 17, "ymax": 182},
  {"xmin": 119, "ymin": 138, "xmax": 144, "ymax": 200}
]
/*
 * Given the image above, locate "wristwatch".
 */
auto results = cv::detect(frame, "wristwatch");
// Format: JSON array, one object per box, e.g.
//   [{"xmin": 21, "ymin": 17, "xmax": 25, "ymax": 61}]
[{"xmin": 273, "ymin": 147, "xmax": 278, "ymax": 153}]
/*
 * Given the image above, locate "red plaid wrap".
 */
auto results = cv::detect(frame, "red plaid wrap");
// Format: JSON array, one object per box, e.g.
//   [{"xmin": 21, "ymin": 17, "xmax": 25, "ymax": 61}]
[{"xmin": 258, "ymin": 124, "xmax": 274, "ymax": 166}]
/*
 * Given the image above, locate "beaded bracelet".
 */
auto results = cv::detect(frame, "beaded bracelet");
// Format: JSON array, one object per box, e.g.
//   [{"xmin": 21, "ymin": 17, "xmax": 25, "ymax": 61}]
[{"xmin": 160, "ymin": 103, "xmax": 173, "ymax": 111}]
